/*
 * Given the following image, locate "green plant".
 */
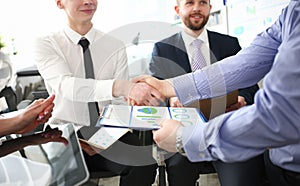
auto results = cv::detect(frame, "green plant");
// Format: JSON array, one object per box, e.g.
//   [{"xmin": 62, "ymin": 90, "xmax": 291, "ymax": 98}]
[{"xmin": 0, "ymin": 36, "xmax": 5, "ymax": 49}]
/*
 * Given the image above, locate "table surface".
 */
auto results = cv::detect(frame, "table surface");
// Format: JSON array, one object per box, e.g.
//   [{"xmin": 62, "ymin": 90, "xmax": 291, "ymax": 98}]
[{"xmin": 16, "ymin": 65, "xmax": 40, "ymax": 77}]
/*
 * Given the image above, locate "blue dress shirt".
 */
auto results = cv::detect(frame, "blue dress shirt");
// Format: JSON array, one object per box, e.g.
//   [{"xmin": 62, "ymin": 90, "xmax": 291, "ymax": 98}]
[{"xmin": 172, "ymin": 0, "xmax": 300, "ymax": 173}]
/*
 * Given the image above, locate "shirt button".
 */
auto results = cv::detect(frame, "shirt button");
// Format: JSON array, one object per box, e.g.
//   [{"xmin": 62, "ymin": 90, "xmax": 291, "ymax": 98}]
[
  {"xmin": 199, "ymin": 153, "xmax": 205, "ymax": 158},
  {"xmin": 188, "ymin": 93, "xmax": 193, "ymax": 98}
]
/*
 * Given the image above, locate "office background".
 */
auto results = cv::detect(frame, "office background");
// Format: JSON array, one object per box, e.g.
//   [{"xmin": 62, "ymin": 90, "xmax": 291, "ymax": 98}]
[{"xmin": 0, "ymin": 0, "xmax": 289, "ymax": 73}]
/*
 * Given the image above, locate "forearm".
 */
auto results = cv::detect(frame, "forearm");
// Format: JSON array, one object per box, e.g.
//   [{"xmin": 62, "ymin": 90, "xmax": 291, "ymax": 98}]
[
  {"xmin": 173, "ymin": 47, "xmax": 274, "ymax": 106},
  {"xmin": 0, "ymin": 117, "xmax": 20, "ymax": 137},
  {"xmin": 0, "ymin": 137, "xmax": 31, "ymax": 157}
]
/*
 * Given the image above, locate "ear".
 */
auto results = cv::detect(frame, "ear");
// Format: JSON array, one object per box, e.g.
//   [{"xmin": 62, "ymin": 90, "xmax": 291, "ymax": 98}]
[
  {"xmin": 56, "ymin": 0, "xmax": 64, "ymax": 9},
  {"xmin": 175, "ymin": 5, "xmax": 180, "ymax": 15}
]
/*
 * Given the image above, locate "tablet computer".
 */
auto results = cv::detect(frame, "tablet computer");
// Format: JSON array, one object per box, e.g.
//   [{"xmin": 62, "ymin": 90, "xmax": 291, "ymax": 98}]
[{"xmin": 39, "ymin": 123, "xmax": 89, "ymax": 186}]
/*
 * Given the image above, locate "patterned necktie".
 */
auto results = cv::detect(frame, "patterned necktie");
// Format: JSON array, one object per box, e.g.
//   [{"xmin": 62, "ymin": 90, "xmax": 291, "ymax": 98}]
[
  {"xmin": 192, "ymin": 39, "xmax": 207, "ymax": 71},
  {"xmin": 78, "ymin": 38, "xmax": 99, "ymax": 126}
]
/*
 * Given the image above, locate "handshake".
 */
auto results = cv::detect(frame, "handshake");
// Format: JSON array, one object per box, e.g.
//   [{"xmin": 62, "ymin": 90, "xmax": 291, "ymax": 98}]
[
  {"xmin": 113, "ymin": 75, "xmax": 176, "ymax": 106},
  {"xmin": 113, "ymin": 75, "xmax": 182, "ymax": 152},
  {"xmin": 112, "ymin": 75, "xmax": 247, "ymax": 153}
]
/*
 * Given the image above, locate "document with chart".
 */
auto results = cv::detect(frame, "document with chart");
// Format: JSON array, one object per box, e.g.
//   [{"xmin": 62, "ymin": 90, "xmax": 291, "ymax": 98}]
[{"xmin": 97, "ymin": 105, "xmax": 206, "ymax": 130}]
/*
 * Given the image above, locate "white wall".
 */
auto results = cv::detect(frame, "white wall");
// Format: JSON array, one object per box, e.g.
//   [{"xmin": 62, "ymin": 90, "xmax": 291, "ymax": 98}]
[
  {"xmin": 0, "ymin": 0, "xmax": 290, "ymax": 72},
  {"xmin": 227, "ymin": 0, "xmax": 289, "ymax": 47},
  {"xmin": 0, "ymin": 0, "xmax": 176, "ymax": 71}
]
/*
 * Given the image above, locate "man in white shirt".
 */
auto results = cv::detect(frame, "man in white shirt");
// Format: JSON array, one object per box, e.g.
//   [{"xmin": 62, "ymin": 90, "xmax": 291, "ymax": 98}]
[{"xmin": 34, "ymin": 0, "xmax": 161, "ymax": 185}]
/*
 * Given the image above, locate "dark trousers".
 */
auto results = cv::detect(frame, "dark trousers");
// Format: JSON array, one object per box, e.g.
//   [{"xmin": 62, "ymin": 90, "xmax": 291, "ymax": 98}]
[
  {"xmin": 264, "ymin": 151, "xmax": 300, "ymax": 186},
  {"xmin": 213, "ymin": 154, "xmax": 268, "ymax": 186},
  {"xmin": 83, "ymin": 132, "xmax": 157, "ymax": 186},
  {"xmin": 165, "ymin": 153, "xmax": 267, "ymax": 186},
  {"xmin": 165, "ymin": 153, "xmax": 215, "ymax": 186}
]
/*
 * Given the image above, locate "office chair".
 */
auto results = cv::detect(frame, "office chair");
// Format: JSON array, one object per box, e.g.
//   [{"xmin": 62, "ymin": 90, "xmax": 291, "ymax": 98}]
[{"xmin": 0, "ymin": 86, "xmax": 17, "ymax": 113}]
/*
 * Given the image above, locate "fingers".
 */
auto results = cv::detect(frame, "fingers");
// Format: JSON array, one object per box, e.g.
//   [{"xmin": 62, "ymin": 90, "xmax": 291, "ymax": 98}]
[
  {"xmin": 80, "ymin": 141, "xmax": 102, "ymax": 156},
  {"xmin": 226, "ymin": 96, "xmax": 247, "ymax": 112},
  {"xmin": 130, "ymin": 75, "xmax": 151, "ymax": 83},
  {"xmin": 40, "ymin": 94, "xmax": 55, "ymax": 110},
  {"xmin": 51, "ymin": 137, "xmax": 69, "ymax": 145},
  {"xmin": 152, "ymin": 119, "xmax": 182, "ymax": 152},
  {"xmin": 128, "ymin": 82, "xmax": 165, "ymax": 106},
  {"xmin": 35, "ymin": 95, "xmax": 55, "ymax": 121},
  {"xmin": 36, "ymin": 107, "xmax": 53, "ymax": 122},
  {"xmin": 169, "ymin": 97, "xmax": 183, "ymax": 107},
  {"xmin": 40, "ymin": 128, "xmax": 68, "ymax": 145},
  {"xmin": 31, "ymin": 94, "xmax": 55, "ymax": 108}
]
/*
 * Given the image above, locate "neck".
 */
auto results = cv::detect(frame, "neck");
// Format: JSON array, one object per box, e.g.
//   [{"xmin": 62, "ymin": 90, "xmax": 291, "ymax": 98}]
[
  {"xmin": 184, "ymin": 27, "xmax": 204, "ymax": 38},
  {"xmin": 69, "ymin": 21, "xmax": 93, "ymax": 36}
]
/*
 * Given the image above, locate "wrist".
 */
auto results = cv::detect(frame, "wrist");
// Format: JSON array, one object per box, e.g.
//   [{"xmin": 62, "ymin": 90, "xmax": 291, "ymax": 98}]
[
  {"xmin": 165, "ymin": 79, "xmax": 176, "ymax": 97},
  {"xmin": 112, "ymin": 80, "xmax": 131, "ymax": 97},
  {"xmin": 176, "ymin": 126, "xmax": 186, "ymax": 156}
]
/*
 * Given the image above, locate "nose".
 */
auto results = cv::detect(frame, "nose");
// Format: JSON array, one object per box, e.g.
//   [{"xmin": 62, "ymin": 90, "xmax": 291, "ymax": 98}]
[
  {"xmin": 192, "ymin": 2, "xmax": 202, "ymax": 12},
  {"xmin": 83, "ymin": 0, "xmax": 94, "ymax": 5}
]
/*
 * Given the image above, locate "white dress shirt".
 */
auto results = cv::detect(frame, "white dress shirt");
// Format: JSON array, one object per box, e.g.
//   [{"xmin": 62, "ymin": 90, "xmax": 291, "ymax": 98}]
[
  {"xmin": 34, "ymin": 26, "xmax": 128, "ymax": 126},
  {"xmin": 181, "ymin": 28, "xmax": 211, "ymax": 67}
]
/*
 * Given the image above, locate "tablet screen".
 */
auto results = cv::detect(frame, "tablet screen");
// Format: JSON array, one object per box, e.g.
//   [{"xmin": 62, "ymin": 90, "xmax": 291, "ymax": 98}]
[{"xmin": 40, "ymin": 124, "xmax": 89, "ymax": 186}]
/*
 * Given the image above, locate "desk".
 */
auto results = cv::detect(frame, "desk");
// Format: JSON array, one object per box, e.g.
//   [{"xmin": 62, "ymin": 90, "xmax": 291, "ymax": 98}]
[{"xmin": 16, "ymin": 65, "xmax": 40, "ymax": 77}]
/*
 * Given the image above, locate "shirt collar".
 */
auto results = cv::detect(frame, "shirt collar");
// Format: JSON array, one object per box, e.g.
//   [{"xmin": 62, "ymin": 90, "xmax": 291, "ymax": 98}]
[
  {"xmin": 64, "ymin": 26, "xmax": 96, "ymax": 45},
  {"xmin": 181, "ymin": 28, "xmax": 209, "ymax": 46}
]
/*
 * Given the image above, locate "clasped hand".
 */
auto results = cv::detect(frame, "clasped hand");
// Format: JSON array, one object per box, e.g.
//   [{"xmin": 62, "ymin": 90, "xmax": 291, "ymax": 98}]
[
  {"xmin": 125, "ymin": 76, "xmax": 248, "ymax": 154},
  {"xmin": 126, "ymin": 76, "xmax": 181, "ymax": 152}
]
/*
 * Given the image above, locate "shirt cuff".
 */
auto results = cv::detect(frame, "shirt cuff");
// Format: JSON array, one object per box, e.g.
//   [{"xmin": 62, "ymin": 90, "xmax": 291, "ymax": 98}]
[
  {"xmin": 95, "ymin": 79, "xmax": 115, "ymax": 100},
  {"xmin": 171, "ymin": 71, "xmax": 211, "ymax": 106},
  {"xmin": 171, "ymin": 73, "xmax": 200, "ymax": 106},
  {"xmin": 182, "ymin": 124, "xmax": 214, "ymax": 162}
]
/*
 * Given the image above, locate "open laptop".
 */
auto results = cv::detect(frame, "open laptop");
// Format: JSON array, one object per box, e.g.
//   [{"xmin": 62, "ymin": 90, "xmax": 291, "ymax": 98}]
[{"xmin": 35, "ymin": 123, "xmax": 89, "ymax": 186}]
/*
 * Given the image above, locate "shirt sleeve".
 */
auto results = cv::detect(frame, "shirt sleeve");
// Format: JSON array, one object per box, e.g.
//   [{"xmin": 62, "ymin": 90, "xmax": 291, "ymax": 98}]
[{"xmin": 176, "ymin": 4, "xmax": 300, "ymax": 162}]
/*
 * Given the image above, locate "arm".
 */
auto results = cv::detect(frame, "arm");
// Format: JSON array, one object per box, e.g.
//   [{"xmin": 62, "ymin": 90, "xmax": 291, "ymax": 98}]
[
  {"xmin": 155, "ymin": 4, "xmax": 300, "ymax": 162},
  {"xmin": 35, "ymin": 36, "xmax": 163, "ymax": 106},
  {"xmin": 34, "ymin": 36, "xmax": 116, "ymax": 103},
  {"xmin": 0, "ymin": 95, "xmax": 55, "ymax": 137},
  {"xmin": 227, "ymin": 36, "xmax": 260, "ymax": 106},
  {"xmin": 173, "ymin": 39, "xmax": 276, "ymax": 106},
  {"xmin": 0, "ymin": 128, "xmax": 68, "ymax": 157}
]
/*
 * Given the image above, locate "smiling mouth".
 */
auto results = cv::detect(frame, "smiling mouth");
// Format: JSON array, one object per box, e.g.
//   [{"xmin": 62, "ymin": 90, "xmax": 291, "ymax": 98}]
[
  {"xmin": 81, "ymin": 9, "xmax": 95, "ymax": 14},
  {"xmin": 191, "ymin": 14, "xmax": 203, "ymax": 19}
]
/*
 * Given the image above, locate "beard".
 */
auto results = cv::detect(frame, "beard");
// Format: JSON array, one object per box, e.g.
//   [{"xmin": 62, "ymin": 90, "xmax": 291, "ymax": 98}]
[{"xmin": 183, "ymin": 14, "xmax": 209, "ymax": 31}]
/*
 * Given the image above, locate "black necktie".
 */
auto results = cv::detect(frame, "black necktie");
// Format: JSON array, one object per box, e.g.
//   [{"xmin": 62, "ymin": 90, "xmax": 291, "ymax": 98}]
[{"xmin": 78, "ymin": 38, "xmax": 99, "ymax": 126}]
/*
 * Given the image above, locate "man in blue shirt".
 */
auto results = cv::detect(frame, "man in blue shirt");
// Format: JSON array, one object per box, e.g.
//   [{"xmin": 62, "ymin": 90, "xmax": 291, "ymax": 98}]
[
  {"xmin": 149, "ymin": 0, "xmax": 263, "ymax": 185},
  {"xmin": 135, "ymin": 1, "xmax": 300, "ymax": 185}
]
